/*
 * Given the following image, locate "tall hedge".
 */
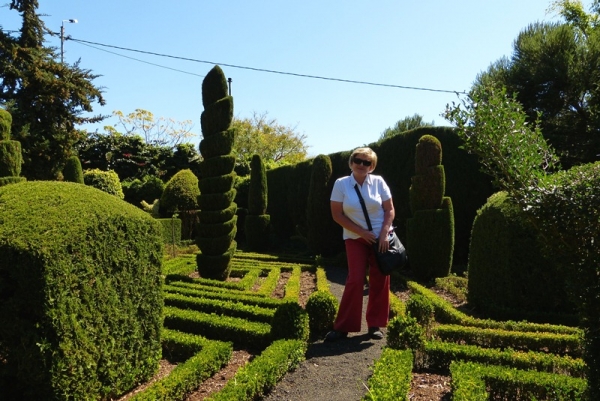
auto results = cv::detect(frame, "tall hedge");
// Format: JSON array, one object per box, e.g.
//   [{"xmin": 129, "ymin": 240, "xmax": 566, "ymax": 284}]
[
  {"xmin": 0, "ymin": 108, "xmax": 26, "ymax": 187},
  {"xmin": 306, "ymin": 154, "xmax": 338, "ymax": 256},
  {"xmin": 266, "ymin": 127, "xmax": 494, "ymax": 267},
  {"xmin": 245, "ymin": 154, "xmax": 270, "ymax": 251},
  {"xmin": 468, "ymin": 191, "xmax": 576, "ymax": 324},
  {"xmin": 63, "ymin": 155, "xmax": 84, "ymax": 183},
  {"xmin": 406, "ymin": 135, "xmax": 455, "ymax": 280},
  {"xmin": 0, "ymin": 181, "xmax": 163, "ymax": 400},
  {"xmin": 195, "ymin": 65, "xmax": 238, "ymax": 280}
]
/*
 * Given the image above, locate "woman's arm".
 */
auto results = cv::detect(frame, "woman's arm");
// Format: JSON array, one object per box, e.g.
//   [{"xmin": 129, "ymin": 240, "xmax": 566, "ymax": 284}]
[
  {"xmin": 377, "ymin": 198, "xmax": 395, "ymax": 252},
  {"xmin": 330, "ymin": 201, "xmax": 377, "ymax": 244}
]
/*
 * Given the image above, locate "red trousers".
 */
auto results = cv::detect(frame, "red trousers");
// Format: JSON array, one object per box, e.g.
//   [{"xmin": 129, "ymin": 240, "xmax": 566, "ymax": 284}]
[{"xmin": 333, "ymin": 237, "xmax": 390, "ymax": 333}]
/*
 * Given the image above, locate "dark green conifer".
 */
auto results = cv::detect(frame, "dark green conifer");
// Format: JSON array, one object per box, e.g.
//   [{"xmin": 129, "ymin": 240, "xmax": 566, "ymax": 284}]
[
  {"xmin": 306, "ymin": 154, "xmax": 337, "ymax": 256},
  {"xmin": 195, "ymin": 66, "xmax": 237, "ymax": 280},
  {"xmin": 406, "ymin": 135, "xmax": 454, "ymax": 280},
  {"xmin": 63, "ymin": 155, "xmax": 84, "ymax": 184},
  {"xmin": 245, "ymin": 154, "xmax": 270, "ymax": 251},
  {"xmin": 0, "ymin": 109, "xmax": 26, "ymax": 187}
]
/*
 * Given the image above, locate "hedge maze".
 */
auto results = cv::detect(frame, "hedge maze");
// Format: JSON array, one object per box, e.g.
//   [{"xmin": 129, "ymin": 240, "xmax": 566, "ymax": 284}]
[
  {"xmin": 370, "ymin": 279, "xmax": 588, "ymax": 400},
  {"xmin": 124, "ymin": 252, "xmax": 319, "ymax": 400}
]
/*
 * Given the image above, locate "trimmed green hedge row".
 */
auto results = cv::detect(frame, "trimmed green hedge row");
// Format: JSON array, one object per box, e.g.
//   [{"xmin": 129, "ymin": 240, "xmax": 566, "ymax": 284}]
[
  {"xmin": 254, "ymin": 267, "xmax": 281, "ymax": 296},
  {"xmin": 422, "ymin": 340, "xmax": 585, "ymax": 378},
  {"xmin": 164, "ymin": 292, "xmax": 275, "ymax": 324},
  {"xmin": 163, "ymin": 306, "xmax": 272, "ymax": 349},
  {"xmin": 205, "ymin": 339, "xmax": 306, "ymax": 401},
  {"xmin": 406, "ymin": 280, "xmax": 581, "ymax": 335},
  {"xmin": 129, "ymin": 330, "xmax": 232, "ymax": 401},
  {"xmin": 362, "ymin": 348, "xmax": 413, "ymax": 401},
  {"xmin": 434, "ymin": 324, "xmax": 582, "ymax": 357},
  {"xmin": 163, "ymin": 283, "xmax": 282, "ymax": 308},
  {"xmin": 450, "ymin": 361, "xmax": 587, "ymax": 400}
]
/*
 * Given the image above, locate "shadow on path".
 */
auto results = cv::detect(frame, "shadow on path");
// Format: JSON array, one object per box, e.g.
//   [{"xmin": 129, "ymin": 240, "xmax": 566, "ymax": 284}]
[{"xmin": 263, "ymin": 264, "xmax": 386, "ymax": 401}]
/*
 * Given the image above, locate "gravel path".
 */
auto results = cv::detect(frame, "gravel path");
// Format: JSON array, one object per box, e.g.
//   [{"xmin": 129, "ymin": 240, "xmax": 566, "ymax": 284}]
[{"xmin": 263, "ymin": 265, "xmax": 386, "ymax": 401}]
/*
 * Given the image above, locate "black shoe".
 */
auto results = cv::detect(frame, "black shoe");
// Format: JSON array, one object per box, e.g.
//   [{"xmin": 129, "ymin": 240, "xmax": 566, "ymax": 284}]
[
  {"xmin": 368, "ymin": 327, "xmax": 384, "ymax": 340},
  {"xmin": 324, "ymin": 330, "xmax": 348, "ymax": 342}
]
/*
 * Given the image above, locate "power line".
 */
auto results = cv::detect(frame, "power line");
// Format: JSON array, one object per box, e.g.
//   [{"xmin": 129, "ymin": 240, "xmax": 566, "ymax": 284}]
[
  {"xmin": 68, "ymin": 36, "xmax": 466, "ymax": 95},
  {"xmin": 75, "ymin": 41, "xmax": 206, "ymax": 78}
]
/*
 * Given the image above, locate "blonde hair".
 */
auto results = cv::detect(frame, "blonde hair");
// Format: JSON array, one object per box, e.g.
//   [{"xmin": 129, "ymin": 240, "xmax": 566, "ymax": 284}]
[{"xmin": 348, "ymin": 147, "xmax": 378, "ymax": 171}]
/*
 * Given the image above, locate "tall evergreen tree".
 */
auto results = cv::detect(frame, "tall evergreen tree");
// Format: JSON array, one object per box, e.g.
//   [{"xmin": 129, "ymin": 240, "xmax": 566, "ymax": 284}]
[{"xmin": 0, "ymin": 0, "xmax": 105, "ymax": 179}]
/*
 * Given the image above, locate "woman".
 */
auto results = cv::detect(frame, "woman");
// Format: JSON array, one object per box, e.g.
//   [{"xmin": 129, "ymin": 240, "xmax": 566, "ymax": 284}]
[{"xmin": 325, "ymin": 147, "xmax": 395, "ymax": 341}]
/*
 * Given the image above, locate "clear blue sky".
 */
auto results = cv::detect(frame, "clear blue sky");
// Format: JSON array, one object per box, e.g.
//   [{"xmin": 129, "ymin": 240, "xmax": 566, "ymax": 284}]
[{"xmin": 1, "ymin": 1, "xmax": 572, "ymax": 157}]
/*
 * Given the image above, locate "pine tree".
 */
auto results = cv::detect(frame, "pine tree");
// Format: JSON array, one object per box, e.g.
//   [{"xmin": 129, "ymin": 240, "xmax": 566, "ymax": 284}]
[{"xmin": 0, "ymin": 0, "xmax": 105, "ymax": 179}]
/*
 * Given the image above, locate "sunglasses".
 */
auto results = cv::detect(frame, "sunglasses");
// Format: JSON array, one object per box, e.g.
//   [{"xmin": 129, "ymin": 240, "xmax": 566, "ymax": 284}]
[{"xmin": 352, "ymin": 157, "xmax": 372, "ymax": 167}]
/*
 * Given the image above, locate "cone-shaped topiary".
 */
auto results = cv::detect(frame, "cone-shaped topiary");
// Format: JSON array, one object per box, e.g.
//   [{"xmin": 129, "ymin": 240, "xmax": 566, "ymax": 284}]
[
  {"xmin": 0, "ymin": 109, "xmax": 26, "ymax": 188},
  {"xmin": 63, "ymin": 155, "xmax": 84, "ymax": 184},
  {"xmin": 306, "ymin": 154, "xmax": 338, "ymax": 256},
  {"xmin": 196, "ymin": 65, "xmax": 238, "ymax": 280},
  {"xmin": 406, "ymin": 135, "xmax": 454, "ymax": 280},
  {"xmin": 161, "ymin": 169, "xmax": 200, "ymax": 240},
  {"xmin": 245, "ymin": 154, "xmax": 270, "ymax": 251}
]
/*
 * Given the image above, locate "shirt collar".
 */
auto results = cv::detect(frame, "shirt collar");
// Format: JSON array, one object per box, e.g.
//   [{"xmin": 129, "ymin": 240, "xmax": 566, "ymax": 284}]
[{"xmin": 350, "ymin": 172, "xmax": 372, "ymax": 187}]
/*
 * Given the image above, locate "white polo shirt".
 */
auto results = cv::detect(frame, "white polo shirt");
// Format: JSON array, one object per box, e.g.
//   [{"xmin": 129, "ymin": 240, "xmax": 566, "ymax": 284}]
[{"xmin": 330, "ymin": 173, "xmax": 392, "ymax": 240}]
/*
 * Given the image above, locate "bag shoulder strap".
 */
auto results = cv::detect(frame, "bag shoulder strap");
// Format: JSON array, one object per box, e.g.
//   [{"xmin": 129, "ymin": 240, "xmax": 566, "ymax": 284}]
[{"xmin": 353, "ymin": 184, "xmax": 373, "ymax": 232}]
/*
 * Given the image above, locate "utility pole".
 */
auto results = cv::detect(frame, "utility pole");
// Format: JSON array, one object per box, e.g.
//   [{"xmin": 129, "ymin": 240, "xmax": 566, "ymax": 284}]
[
  {"xmin": 61, "ymin": 19, "xmax": 78, "ymax": 63},
  {"xmin": 227, "ymin": 77, "xmax": 232, "ymax": 96}
]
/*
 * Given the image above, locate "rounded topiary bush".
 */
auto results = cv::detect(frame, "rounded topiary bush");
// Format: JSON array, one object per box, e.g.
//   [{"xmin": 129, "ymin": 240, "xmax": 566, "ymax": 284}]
[
  {"xmin": 468, "ymin": 191, "xmax": 576, "ymax": 322},
  {"xmin": 305, "ymin": 290, "xmax": 338, "ymax": 334},
  {"xmin": 270, "ymin": 301, "xmax": 309, "ymax": 342},
  {"xmin": 160, "ymin": 169, "xmax": 200, "ymax": 213},
  {"xmin": 83, "ymin": 168, "xmax": 124, "ymax": 199},
  {"xmin": 63, "ymin": 155, "xmax": 84, "ymax": 184},
  {"xmin": 386, "ymin": 315, "xmax": 425, "ymax": 351}
]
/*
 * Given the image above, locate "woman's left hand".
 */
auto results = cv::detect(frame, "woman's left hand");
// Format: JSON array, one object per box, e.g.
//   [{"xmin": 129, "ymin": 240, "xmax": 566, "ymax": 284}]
[{"xmin": 377, "ymin": 231, "xmax": 390, "ymax": 253}]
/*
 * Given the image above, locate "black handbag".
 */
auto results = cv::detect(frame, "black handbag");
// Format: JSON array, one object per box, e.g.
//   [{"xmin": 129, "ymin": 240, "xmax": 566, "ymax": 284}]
[{"xmin": 354, "ymin": 184, "xmax": 407, "ymax": 275}]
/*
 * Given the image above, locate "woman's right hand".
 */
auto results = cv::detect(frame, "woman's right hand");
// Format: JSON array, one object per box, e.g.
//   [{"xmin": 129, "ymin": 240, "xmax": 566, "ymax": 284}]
[{"xmin": 360, "ymin": 228, "xmax": 377, "ymax": 244}]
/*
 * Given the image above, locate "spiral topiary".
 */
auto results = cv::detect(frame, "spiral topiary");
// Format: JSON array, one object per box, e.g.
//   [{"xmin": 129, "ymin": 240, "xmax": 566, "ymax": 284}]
[
  {"xmin": 195, "ymin": 66, "xmax": 238, "ymax": 280},
  {"xmin": 406, "ymin": 135, "xmax": 454, "ymax": 280},
  {"xmin": 0, "ymin": 109, "xmax": 26, "ymax": 188}
]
